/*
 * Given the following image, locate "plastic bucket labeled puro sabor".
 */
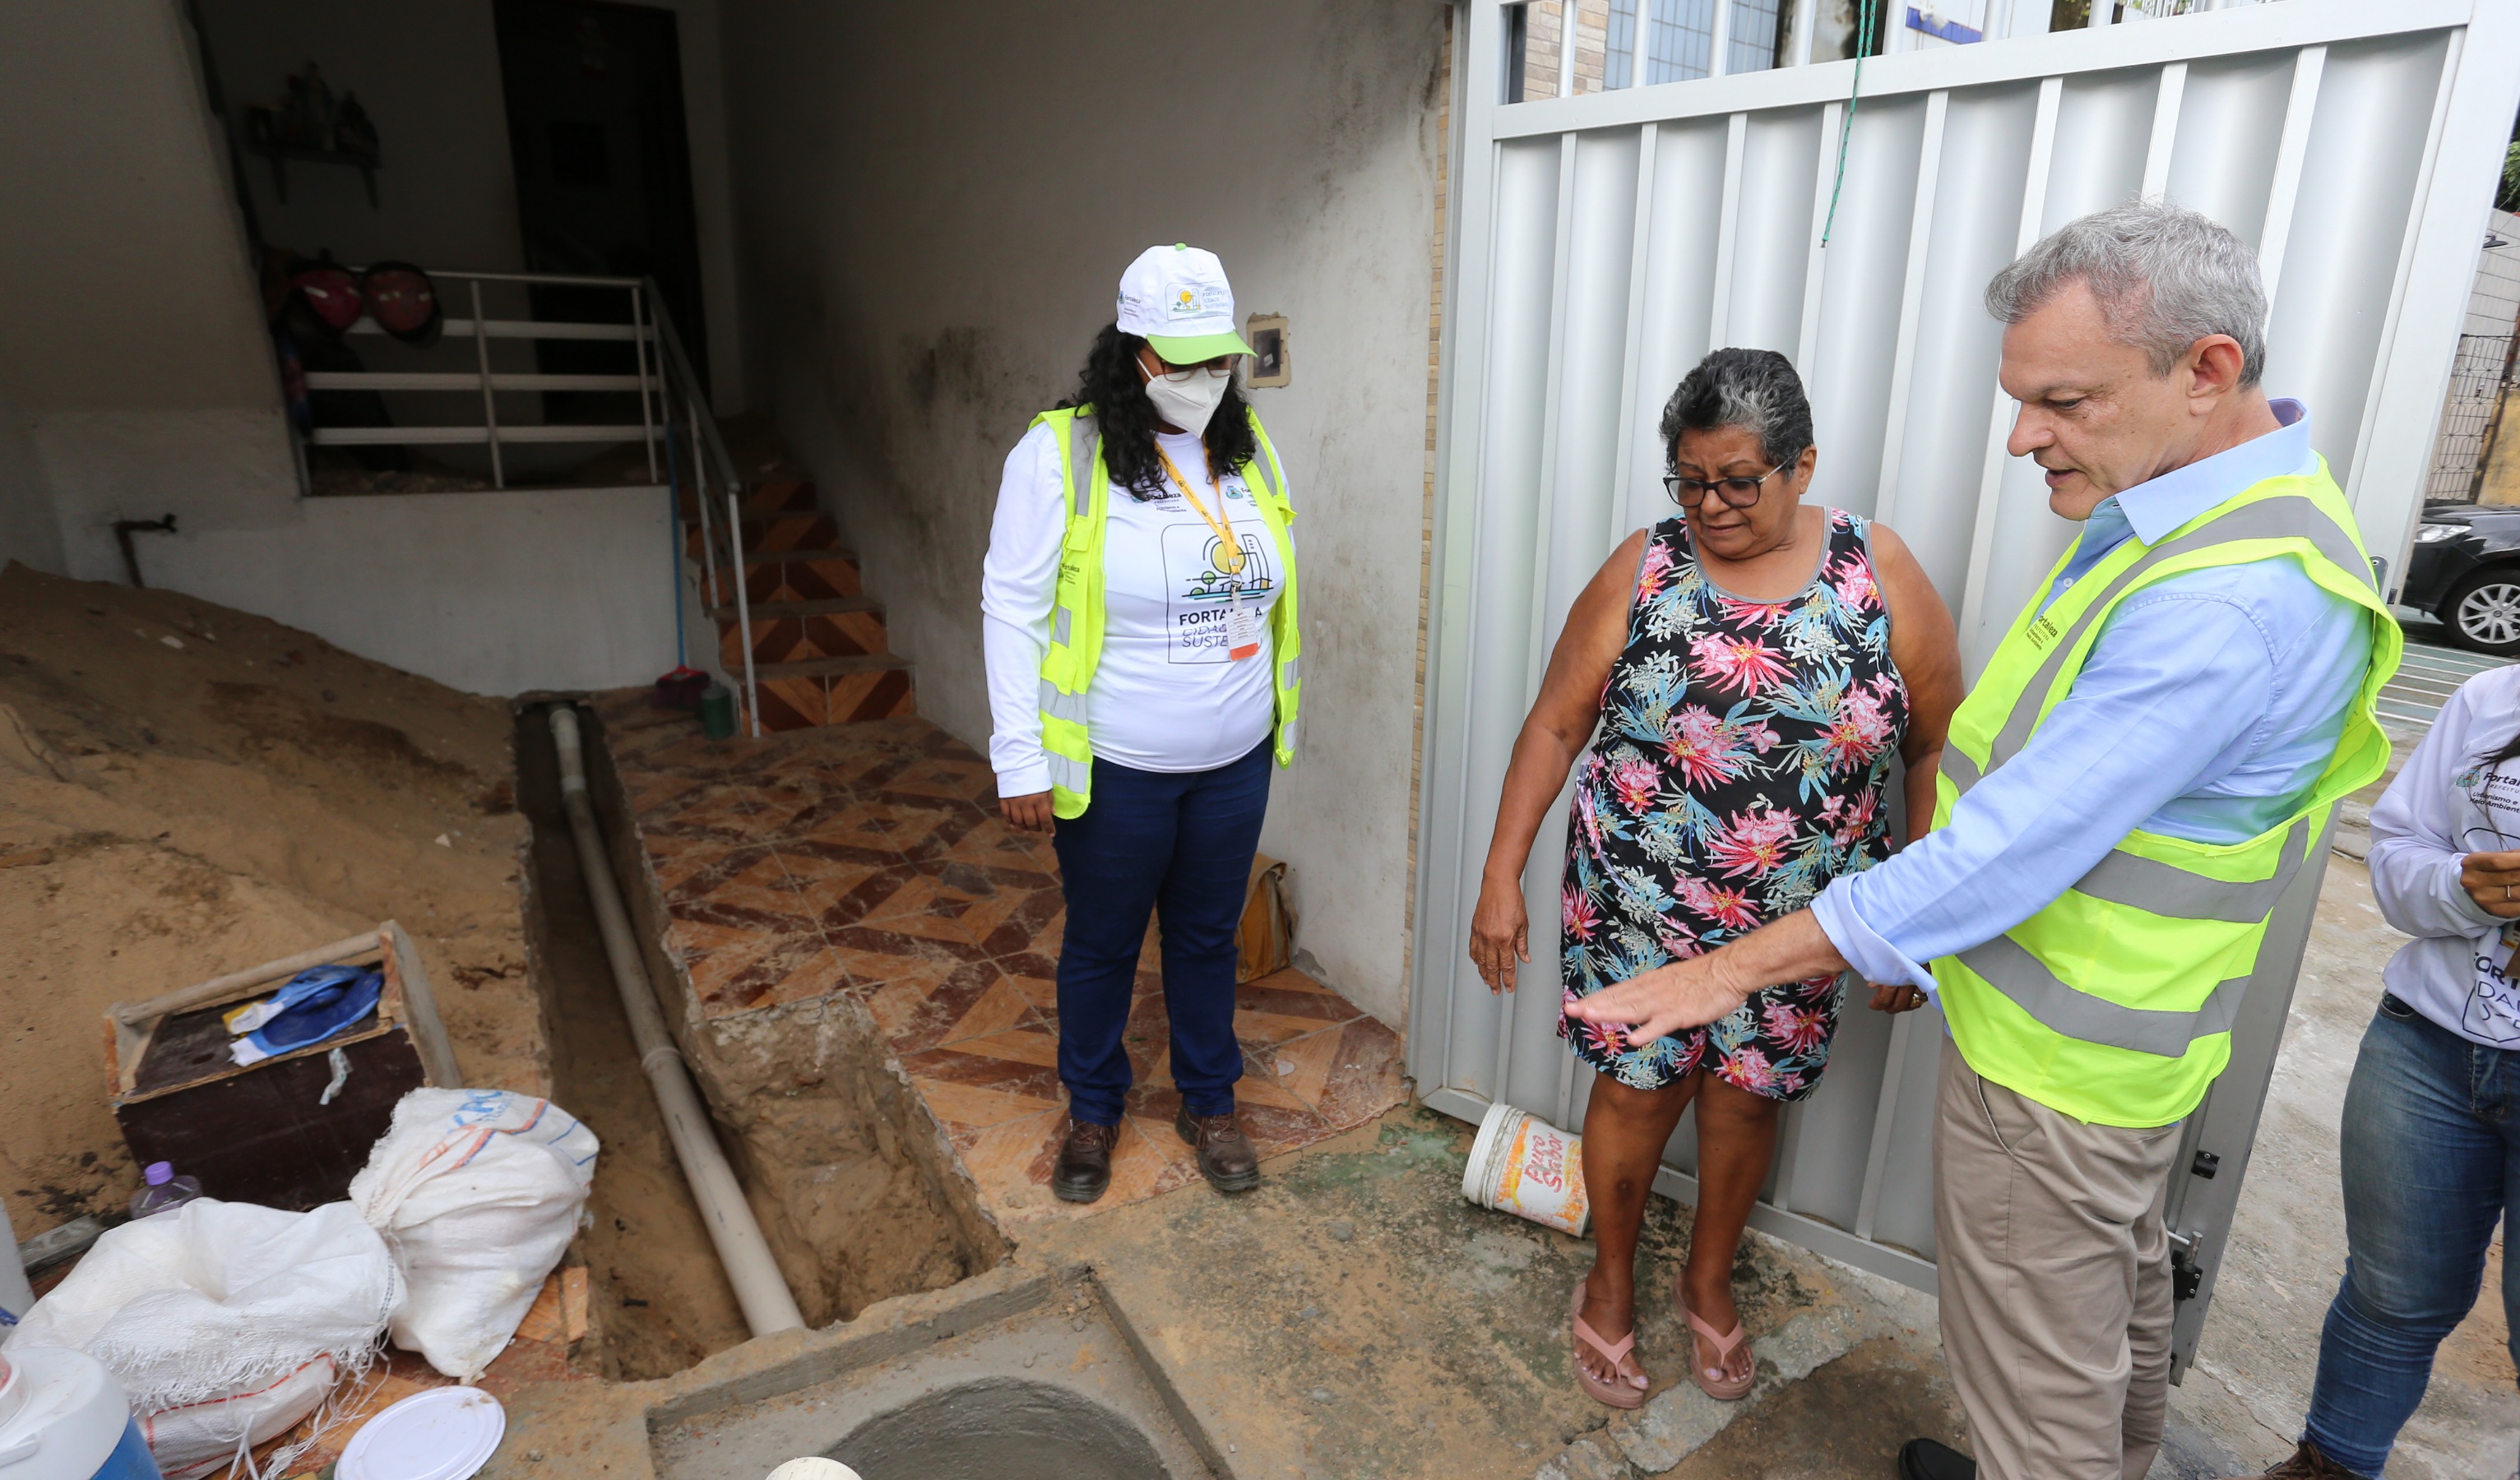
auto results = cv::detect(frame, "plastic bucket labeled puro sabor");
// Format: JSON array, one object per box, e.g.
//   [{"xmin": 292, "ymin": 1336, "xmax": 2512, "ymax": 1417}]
[{"xmin": 1461, "ymin": 1100, "xmax": 1591, "ymax": 1237}]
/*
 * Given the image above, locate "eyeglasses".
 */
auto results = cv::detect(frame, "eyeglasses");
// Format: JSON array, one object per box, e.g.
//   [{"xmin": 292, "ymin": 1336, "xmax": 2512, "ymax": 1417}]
[
  {"xmin": 1663, "ymin": 465, "xmax": 1783, "ymax": 509},
  {"xmin": 1145, "ymin": 357, "xmax": 1237, "ymax": 383}
]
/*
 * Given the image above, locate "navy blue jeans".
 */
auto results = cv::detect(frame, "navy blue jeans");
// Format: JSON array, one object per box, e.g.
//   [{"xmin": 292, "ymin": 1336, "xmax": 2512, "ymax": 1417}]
[
  {"xmin": 1049, "ymin": 740, "xmax": 1271, "ymax": 1126},
  {"xmin": 2303, "ymin": 994, "xmax": 2520, "ymax": 1476}
]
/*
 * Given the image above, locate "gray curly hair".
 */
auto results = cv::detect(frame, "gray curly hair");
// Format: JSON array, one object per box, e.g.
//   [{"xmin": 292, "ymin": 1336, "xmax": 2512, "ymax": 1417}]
[{"xmin": 1984, "ymin": 198, "xmax": 2268, "ymax": 386}]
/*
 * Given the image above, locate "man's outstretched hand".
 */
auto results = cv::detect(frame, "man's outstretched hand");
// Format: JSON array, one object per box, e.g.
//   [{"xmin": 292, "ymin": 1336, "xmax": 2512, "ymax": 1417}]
[
  {"xmin": 1563, "ymin": 953, "xmax": 1752, "ymax": 1045},
  {"xmin": 1563, "ymin": 910, "xmax": 1850, "ymax": 1044}
]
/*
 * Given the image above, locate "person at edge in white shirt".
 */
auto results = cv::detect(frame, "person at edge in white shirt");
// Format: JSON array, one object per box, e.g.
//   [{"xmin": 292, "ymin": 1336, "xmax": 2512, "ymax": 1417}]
[
  {"xmin": 1563, "ymin": 201, "xmax": 2389, "ymax": 1480},
  {"xmin": 980, "ymin": 244, "xmax": 1296, "ymax": 1205},
  {"xmin": 2275, "ymin": 665, "xmax": 2520, "ymax": 1478}
]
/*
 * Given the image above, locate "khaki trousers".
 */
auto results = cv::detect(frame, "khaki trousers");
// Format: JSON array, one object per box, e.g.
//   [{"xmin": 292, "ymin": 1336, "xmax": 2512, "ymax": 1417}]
[{"xmin": 1933, "ymin": 1040, "xmax": 2184, "ymax": 1480}]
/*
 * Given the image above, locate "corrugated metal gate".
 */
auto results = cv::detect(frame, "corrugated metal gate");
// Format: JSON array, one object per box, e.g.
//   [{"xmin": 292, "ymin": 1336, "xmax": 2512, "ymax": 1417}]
[{"xmin": 1410, "ymin": 0, "xmax": 2520, "ymax": 1370}]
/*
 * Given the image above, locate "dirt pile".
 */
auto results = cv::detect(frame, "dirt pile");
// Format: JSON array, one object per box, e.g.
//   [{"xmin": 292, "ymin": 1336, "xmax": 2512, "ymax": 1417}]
[{"xmin": 0, "ymin": 562, "xmax": 543, "ymax": 1239}]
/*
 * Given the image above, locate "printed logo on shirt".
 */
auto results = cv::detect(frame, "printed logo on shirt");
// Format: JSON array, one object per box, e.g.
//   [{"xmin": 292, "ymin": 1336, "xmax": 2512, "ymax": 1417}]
[
  {"xmin": 2466, "ymin": 934, "xmax": 2520, "ymax": 1044},
  {"xmin": 2455, "ymin": 758, "xmax": 2520, "ymax": 1043},
  {"xmin": 1161, "ymin": 524, "xmax": 1275, "ymax": 664}
]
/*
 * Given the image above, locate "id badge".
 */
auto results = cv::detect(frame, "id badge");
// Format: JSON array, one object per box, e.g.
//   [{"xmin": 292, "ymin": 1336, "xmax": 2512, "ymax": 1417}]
[{"xmin": 1225, "ymin": 593, "xmax": 1262, "ymax": 662}]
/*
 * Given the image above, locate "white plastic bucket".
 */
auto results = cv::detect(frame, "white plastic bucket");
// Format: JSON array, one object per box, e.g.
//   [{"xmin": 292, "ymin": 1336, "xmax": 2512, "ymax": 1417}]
[
  {"xmin": 0, "ymin": 1345, "xmax": 163, "ymax": 1479},
  {"xmin": 1461, "ymin": 1101, "xmax": 1591, "ymax": 1237}
]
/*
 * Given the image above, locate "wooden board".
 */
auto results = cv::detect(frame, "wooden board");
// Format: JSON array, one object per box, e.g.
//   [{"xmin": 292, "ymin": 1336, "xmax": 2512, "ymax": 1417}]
[{"xmin": 114, "ymin": 1028, "xmax": 428, "ymax": 1210}]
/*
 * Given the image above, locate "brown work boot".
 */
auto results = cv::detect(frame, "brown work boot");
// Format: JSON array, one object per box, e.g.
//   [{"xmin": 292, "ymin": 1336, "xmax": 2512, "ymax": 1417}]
[
  {"xmin": 2230, "ymin": 1440, "xmax": 2369, "ymax": 1479},
  {"xmin": 1052, "ymin": 1117, "xmax": 1118, "ymax": 1204},
  {"xmin": 1175, "ymin": 1108, "xmax": 1260, "ymax": 1192}
]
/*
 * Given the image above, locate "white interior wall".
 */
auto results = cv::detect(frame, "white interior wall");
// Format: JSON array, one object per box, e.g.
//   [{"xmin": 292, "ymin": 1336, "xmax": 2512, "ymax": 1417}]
[
  {"xmin": 151, "ymin": 487, "xmax": 685, "ymax": 696},
  {"xmin": 190, "ymin": 0, "xmax": 748, "ymax": 413},
  {"xmin": 0, "ymin": 0, "xmax": 697, "ymax": 696},
  {"xmin": 0, "ymin": 0, "xmax": 301, "ymax": 585},
  {"xmin": 720, "ymin": 1, "xmax": 1448, "ymax": 1026},
  {"xmin": 0, "ymin": 392, "xmax": 63, "ymax": 577}
]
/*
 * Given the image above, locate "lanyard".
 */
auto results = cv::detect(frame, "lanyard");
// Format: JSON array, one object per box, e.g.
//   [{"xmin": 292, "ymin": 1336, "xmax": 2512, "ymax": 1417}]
[{"xmin": 1156, "ymin": 446, "xmax": 1247, "ymax": 575}]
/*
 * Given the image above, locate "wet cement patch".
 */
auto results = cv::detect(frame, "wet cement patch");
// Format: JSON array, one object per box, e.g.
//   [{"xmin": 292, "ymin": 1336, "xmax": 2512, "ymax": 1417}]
[{"xmin": 1662, "ymin": 1339, "xmax": 1962, "ymax": 1479}]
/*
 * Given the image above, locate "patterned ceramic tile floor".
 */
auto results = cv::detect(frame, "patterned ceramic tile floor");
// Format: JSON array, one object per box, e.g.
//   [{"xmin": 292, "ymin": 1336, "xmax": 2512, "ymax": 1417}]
[{"xmin": 592, "ymin": 691, "xmax": 1406, "ymax": 1227}]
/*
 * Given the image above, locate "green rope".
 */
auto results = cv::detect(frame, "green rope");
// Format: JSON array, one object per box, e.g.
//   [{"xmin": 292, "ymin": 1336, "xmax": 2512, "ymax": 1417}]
[{"xmin": 1818, "ymin": 0, "xmax": 1881, "ymax": 248}]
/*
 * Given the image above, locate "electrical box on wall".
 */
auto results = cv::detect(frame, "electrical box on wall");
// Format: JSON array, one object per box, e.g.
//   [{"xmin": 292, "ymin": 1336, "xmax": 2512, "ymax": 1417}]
[{"xmin": 1246, "ymin": 312, "xmax": 1290, "ymax": 387}]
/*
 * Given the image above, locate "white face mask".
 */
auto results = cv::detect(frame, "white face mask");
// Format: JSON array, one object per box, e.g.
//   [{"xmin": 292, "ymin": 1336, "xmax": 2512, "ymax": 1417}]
[{"xmin": 1141, "ymin": 360, "xmax": 1231, "ymax": 433}]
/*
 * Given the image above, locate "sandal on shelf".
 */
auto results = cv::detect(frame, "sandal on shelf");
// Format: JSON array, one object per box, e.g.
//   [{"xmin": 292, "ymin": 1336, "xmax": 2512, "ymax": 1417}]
[
  {"xmin": 1569, "ymin": 1283, "xmax": 1648, "ymax": 1409},
  {"xmin": 1675, "ymin": 1278, "xmax": 1755, "ymax": 1401}
]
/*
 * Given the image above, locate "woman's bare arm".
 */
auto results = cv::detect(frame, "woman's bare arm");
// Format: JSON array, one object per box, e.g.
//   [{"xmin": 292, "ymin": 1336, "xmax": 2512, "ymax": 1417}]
[
  {"xmin": 1868, "ymin": 522, "xmax": 1962, "ymax": 843},
  {"xmin": 1467, "ymin": 527, "xmax": 1651, "ymax": 992},
  {"xmin": 1863, "ymin": 520, "xmax": 1962, "ymax": 1011}
]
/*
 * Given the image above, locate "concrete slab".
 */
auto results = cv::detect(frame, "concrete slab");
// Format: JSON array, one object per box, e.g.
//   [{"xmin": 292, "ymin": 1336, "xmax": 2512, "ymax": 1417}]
[{"xmin": 650, "ymin": 1274, "xmax": 1210, "ymax": 1479}]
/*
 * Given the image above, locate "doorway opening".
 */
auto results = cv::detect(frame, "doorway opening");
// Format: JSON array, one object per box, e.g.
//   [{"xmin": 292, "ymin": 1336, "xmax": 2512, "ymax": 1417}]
[{"xmin": 493, "ymin": 0, "xmax": 710, "ymax": 423}]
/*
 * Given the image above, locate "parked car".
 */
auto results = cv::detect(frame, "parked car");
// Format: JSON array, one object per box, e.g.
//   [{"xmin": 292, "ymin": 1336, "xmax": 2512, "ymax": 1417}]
[{"xmin": 2402, "ymin": 502, "xmax": 2520, "ymax": 655}]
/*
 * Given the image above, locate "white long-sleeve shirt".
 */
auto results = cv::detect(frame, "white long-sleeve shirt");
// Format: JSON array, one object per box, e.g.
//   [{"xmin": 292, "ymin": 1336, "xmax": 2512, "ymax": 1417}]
[
  {"xmin": 2366, "ymin": 664, "xmax": 2520, "ymax": 1048},
  {"xmin": 980, "ymin": 422, "xmax": 1287, "ymax": 796}
]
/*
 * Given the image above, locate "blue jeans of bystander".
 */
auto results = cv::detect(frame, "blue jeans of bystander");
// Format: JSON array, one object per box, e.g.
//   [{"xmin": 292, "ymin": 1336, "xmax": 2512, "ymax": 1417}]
[{"xmin": 2302, "ymin": 993, "xmax": 2520, "ymax": 1476}]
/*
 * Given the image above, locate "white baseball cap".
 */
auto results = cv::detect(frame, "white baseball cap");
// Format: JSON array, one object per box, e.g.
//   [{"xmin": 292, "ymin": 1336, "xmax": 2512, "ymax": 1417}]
[{"xmin": 1115, "ymin": 243, "xmax": 1254, "ymax": 364}]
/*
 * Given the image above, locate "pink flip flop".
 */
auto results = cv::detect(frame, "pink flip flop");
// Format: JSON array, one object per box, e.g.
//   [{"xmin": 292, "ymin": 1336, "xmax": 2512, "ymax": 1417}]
[
  {"xmin": 1675, "ymin": 1278, "xmax": 1755, "ymax": 1401},
  {"xmin": 1570, "ymin": 1283, "xmax": 1648, "ymax": 1409}
]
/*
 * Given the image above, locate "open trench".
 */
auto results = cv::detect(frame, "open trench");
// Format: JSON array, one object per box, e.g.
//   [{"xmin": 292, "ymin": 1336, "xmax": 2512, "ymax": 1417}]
[{"xmin": 513, "ymin": 701, "xmax": 1004, "ymax": 1379}]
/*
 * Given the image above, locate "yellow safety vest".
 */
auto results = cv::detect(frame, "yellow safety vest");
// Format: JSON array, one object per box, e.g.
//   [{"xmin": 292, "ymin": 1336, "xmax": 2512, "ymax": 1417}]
[
  {"xmin": 1929, "ymin": 459, "xmax": 2401, "ymax": 1126},
  {"xmin": 1031, "ymin": 405, "xmax": 1303, "ymax": 819}
]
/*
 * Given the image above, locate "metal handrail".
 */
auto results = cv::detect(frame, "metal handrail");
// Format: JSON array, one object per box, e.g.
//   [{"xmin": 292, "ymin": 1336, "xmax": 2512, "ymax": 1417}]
[
  {"xmin": 644, "ymin": 282, "xmax": 761, "ymax": 738},
  {"xmin": 303, "ymin": 270, "xmax": 660, "ymax": 485}
]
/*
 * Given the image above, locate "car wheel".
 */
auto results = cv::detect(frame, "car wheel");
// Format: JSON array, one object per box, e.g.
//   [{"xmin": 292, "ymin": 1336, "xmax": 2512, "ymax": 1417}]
[{"xmin": 2444, "ymin": 569, "xmax": 2520, "ymax": 656}]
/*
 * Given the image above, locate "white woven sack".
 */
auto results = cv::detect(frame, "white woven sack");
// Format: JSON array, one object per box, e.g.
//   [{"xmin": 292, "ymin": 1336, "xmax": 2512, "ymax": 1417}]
[
  {"xmin": 350, "ymin": 1088, "xmax": 598, "ymax": 1381},
  {"xmin": 3, "ymin": 1199, "xmax": 397, "ymax": 1417},
  {"xmin": 142, "ymin": 1355, "xmax": 336, "ymax": 1480}
]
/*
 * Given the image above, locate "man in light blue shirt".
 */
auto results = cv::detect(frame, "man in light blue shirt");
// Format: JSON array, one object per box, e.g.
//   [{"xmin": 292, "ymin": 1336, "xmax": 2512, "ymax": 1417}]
[{"xmin": 1568, "ymin": 201, "xmax": 2388, "ymax": 1480}]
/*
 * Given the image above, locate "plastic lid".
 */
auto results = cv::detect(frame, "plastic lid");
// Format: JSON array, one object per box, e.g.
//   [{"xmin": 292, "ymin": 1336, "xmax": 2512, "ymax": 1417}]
[
  {"xmin": 338, "ymin": 1387, "xmax": 506, "ymax": 1480},
  {"xmin": 143, "ymin": 1163, "xmax": 172, "ymax": 1186}
]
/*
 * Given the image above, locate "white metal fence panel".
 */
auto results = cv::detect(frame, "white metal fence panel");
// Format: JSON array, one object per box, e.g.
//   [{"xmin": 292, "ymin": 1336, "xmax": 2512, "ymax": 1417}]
[{"xmin": 1413, "ymin": 0, "xmax": 2520, "ymax": 1354}]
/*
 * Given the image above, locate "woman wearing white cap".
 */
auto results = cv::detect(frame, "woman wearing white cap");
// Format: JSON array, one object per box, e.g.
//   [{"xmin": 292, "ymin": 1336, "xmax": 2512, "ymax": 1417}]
[{"xmin": 981, "ymin": 244, "xmax": 1303, "ymax": 1203}]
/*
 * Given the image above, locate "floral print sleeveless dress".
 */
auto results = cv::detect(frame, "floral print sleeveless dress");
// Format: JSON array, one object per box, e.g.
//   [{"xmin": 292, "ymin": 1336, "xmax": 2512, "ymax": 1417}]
[{"xmin": 1559, "ymin": 509, "xmax": 1909, "ymax": 1100}]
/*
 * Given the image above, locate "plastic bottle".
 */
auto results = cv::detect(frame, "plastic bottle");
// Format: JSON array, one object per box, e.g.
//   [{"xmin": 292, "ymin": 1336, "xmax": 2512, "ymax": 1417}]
[
  {"xmin": 126, "ymin": 1164, "xmax": 201, "ymax": 1222},
  {"xmin": 0, "ymin": 1197, "xmax": 34, "ymax": 1332}
]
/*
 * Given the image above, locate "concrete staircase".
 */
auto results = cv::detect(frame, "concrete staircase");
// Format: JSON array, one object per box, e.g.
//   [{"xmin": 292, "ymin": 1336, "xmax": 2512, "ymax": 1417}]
[{"xmin": 686, "ymin": 479, "xmax": 915, "ymax": 732}]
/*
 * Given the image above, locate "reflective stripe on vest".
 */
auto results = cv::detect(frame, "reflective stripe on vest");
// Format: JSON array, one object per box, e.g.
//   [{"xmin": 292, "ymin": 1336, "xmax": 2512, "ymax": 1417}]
[
  {"xmin": 1928, "ymin": 463, "xmax": 2400, "ymax": 1126},
  {"xmin": 1028, "ymin": 403, "xmax": 1304, "ymax": 820}
]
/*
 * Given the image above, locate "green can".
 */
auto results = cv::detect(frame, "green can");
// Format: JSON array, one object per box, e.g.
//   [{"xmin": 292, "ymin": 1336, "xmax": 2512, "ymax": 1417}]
[{"xmin": 699, "ymin": 682, "xmax": 737, "ymax": 740}]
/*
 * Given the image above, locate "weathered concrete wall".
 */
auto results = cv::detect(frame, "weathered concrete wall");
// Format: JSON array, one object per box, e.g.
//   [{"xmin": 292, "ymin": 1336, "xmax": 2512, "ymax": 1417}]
[
  {"xmin": 2462, "ymin": 206, "xmax": 2520, "ymax": 336},
  {"xmin": 719, "ymin": 1, "xmax": 1446, "ymax": 1027}
]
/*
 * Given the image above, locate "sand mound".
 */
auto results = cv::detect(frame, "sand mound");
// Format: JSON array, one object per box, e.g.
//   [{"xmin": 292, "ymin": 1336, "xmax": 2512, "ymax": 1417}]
[{"xmin": 0, "ymin": 562, "xmax": 542, "ymax": 1238}]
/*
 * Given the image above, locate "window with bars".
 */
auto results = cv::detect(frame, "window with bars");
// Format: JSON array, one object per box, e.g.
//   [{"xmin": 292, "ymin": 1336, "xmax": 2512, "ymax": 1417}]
[
  {"xmin": 1726, "ymin": 0, "xmax": 1785, "ymax": 75},
  {"xmin": 1645, "ymin": 0, "xmax": 1716, "ymax": 84},
  {"xmin": 1606, "ymin": 0, "xmax": 1638, "ymax": 90}
]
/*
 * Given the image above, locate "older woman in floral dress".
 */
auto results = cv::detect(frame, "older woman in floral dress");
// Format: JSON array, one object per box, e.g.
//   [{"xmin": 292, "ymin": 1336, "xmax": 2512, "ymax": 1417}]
[{"xmin": 1469, "ymin": 348, "xmax": 1962, "ymax": 1408}]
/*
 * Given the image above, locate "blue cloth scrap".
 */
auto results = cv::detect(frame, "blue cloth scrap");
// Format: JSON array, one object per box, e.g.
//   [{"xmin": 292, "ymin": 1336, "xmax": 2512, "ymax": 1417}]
[{"xmin": 248, "ymin": 964, "xmax": 385, "ymax": 1054}]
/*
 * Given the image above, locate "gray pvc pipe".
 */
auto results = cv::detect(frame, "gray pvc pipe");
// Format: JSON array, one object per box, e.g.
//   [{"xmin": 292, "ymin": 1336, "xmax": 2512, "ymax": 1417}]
[{"xmin": 547, "ymin": 705, "xmax": 804, "ymax": 1337}]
